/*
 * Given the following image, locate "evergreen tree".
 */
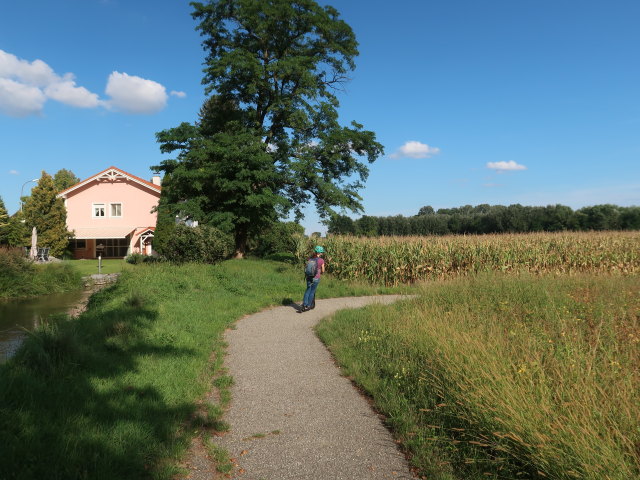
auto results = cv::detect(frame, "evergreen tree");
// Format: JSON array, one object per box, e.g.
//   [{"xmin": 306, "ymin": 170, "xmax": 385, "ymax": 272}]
[
  {"xmin": 0, "ymin": 196, "xmax": 8, "ymax": 244},
  {"xmin": 5, "ymin": 212, "xmax": 30, "ymax": 247},
  {"xmin": 22, "ymin": 171, "xmax": 71, "ymax": 257},
  {"xmin": 53, "ymin": 169, "xmax": 80, "ymax": 192}
]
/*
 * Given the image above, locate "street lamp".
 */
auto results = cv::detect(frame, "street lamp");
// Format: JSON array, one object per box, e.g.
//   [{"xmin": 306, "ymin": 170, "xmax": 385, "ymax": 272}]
[{"xmin": 20, "ymin": 179, "xmax": 38, "ymax": 212}]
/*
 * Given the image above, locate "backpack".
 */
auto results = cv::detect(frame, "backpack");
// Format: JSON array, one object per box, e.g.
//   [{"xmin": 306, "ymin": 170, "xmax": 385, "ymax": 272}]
[{"xmin": 304, "ymin": 257, "xmax": 318, "ymax": 277}]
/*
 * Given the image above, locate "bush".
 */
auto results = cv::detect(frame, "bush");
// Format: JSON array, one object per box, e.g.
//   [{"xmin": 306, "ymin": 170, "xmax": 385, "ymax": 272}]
[
  {"xmin": 0, "ymin": 247, "xmax": 34, "ymax": 296},
  {"xmin": 253, "ymin": 221, "xmax": 305, "ymax": 257},
  {"xmin": 0, "ymin": 247, "xmax": 82, "ymax": 299},
  {"xmin": 162, "ymin": 225, "xmax": 233, "ymax": 264},
  {"xmin": 125, "ymin": 253, "xmax": 146, "ymax": 264}
]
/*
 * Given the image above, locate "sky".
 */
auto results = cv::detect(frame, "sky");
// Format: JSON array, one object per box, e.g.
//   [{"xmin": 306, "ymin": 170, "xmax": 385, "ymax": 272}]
[{"xmin": 1, "ymin": 0, "xmax": 639, "ymax": 234}]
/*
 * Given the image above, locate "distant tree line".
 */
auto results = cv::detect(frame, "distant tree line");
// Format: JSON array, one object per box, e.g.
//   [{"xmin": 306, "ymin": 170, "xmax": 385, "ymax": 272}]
[{"xmin": 327, "ymin": 204, "xmax": 640, "ymax": 236}]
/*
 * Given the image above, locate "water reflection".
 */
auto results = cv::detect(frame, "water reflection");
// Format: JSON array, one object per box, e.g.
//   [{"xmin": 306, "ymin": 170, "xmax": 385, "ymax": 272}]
[{"xmin": 0, "ymin": 290, "xmax": 88, "ymax": 362}]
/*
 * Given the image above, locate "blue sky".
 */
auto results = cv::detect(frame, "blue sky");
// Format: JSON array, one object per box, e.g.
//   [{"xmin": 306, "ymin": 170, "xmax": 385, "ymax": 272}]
[{"xmin": 1, "ymin": 0, "xmax": 639, "ymax": 234}]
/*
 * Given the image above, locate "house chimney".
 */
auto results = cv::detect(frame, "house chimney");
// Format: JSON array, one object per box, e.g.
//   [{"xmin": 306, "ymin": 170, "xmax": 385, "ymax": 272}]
[{"xmin": 151, "ymin": 173, "xmax": 161, "ymax": 186}]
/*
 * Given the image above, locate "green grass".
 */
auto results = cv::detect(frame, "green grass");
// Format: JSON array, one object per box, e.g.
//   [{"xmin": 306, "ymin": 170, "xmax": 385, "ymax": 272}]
[
  {"xmin": 0, "ymin": 248, "xmax": 83, "ymax": 299},
  {"xmin": 316, "ymin": 272, "xmax": 640, "ymax": 480},
  {"xmin": 0, "ymin": 259, "xmax": 401, "ymax": 480},
  {"xmin": 62, "ymin": 258, "xmax": 130, "ymax": 276}
]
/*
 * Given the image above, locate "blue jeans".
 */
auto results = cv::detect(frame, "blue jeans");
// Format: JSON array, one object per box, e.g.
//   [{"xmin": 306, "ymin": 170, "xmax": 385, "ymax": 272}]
[{"xmin": 303, "ymin": 277, "xmax": 320, "ymax": 307}]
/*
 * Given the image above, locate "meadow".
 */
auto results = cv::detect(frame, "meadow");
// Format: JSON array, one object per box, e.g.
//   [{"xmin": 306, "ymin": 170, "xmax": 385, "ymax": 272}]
[
  {"xmin": 0, "ymin": 259, "xmax": 397, "ymax": 480},
  {"xmin": 314, "ymin": 232, "xmax": 640, "ymax": 479}
]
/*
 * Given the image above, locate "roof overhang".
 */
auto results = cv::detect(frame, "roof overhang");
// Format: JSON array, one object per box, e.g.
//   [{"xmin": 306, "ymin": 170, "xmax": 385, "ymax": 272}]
[{"xmin": 72, "ymin": 226, "xmax": 134, "ymax": 239}]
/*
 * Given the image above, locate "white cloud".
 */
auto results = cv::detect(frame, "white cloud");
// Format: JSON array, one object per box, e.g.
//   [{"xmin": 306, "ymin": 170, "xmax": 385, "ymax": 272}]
[
  {"xmin": 390, "ymin": 141, "xmax": 440, "ymax": 159},
  {"xmin": 9, "ymin": 170, "xmax": 19, "ymax": 175},
  {"xmin": 0, "ymin": 50, "xmax": 57, "ymax": 87},
  {"xmin": 105, "ymin": 71, "xmax": 167, "ymax": 114},
  {"xmin": 0, "ymin": 78, "xmax": 46, "ymax": 117},
  {"xmin": 0, "ymin": 50, "xmax": 171, "ymax": 117},
  {"xmin": 486, "ymin": 160, "xmax": 527, "ymax": 172},
  {"xmin": 0, "ymin": 49, "xmax": 102, "ymax": 116},
  {"xmin": 44, "ymin": 75, "xmax": 102, "ymax": 108}
]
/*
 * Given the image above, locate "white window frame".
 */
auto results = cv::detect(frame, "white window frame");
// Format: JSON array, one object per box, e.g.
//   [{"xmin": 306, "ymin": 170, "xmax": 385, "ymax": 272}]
[
  {"xmin": 109, "ymin": 202, "xmax": 122, "ymax": 218},
  {"xmin": 92, "ymin": 203, "xmax": 106, "ymax": 218}
]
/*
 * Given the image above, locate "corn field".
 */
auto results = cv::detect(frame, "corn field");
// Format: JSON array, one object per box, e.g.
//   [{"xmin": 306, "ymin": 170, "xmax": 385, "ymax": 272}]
[{"xmin": 299, "ymin": 231, "xmax": 640, "ymax": 285}]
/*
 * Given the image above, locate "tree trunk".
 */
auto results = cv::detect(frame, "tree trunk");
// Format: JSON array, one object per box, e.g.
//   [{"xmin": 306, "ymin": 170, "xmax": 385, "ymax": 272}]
[{"xmin": 233, "ymin": 227, "xmax": 248, "ymax": 259}]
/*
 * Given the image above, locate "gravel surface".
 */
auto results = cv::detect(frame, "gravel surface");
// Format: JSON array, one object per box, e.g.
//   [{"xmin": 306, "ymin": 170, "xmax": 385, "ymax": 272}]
[{"xmin": 203, "ymin": 295, "xmax": 416, "ymax": 480}]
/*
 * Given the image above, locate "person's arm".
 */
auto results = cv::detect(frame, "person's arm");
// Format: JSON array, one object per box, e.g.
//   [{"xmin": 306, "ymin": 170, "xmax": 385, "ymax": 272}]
[{"xmin": 321, "ymin": 258, "xmax": 326, "ymax": 273}]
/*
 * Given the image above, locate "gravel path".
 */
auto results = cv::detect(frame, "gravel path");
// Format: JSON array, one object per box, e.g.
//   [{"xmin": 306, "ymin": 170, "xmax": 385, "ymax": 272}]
[{"xmin": 204, "ymin": 295, "xmax": 415, "ymax": 480}]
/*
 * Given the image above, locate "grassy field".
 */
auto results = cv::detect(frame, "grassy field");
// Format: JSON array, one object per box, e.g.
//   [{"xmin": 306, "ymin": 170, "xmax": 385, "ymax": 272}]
[
  {"xmin": 317, "ymin": 272, "xmax": 640, "ymax": 479},
  {"xmin": 0, "ymin": 259, "xmax": 400, "ymax": 480},
  {"xmin": 306, "ymin": 231, "xmax": 640, "ymax": 285},
  {"xmin": 62, "ymin": 258, "xmax": 130, "ymax": 276}
]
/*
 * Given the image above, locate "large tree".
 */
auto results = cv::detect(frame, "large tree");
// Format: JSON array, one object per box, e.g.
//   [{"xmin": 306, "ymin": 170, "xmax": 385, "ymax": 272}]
[
  {"xmin": 22, "ymin": 171, "xmax": 72, "ymax": 257},
  {"xmin": 154, "ymin": 0, "xmax": 383, "ymax": 257}
]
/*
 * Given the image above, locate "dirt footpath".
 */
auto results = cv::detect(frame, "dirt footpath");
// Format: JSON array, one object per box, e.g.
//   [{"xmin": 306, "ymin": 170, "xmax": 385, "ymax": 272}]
[{"xmin": 184, "ymin": 295, "xmax": 415, "ymax": 480}]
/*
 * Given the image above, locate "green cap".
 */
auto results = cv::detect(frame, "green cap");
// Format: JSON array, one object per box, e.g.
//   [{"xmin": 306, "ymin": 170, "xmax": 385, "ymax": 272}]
[{"xmin": 314, "ymin": 245, "xmax": 325, "ymax": 253}]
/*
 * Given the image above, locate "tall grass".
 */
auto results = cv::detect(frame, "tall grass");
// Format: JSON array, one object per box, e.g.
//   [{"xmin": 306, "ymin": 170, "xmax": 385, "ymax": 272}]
[
  {"xmin": 307, "ymin": 232, "xmax": 640, "ymax": 285},
  {"xmin": 0, "ymin": 259, "xmax": 398, "ymax": 480},
  {"xmin": 0, "ymin": 247, "xmax": 82, "ymax": 299},
  {"xmin": 317, "ymin": 273, "xmax": 640, "ymax": 479}
]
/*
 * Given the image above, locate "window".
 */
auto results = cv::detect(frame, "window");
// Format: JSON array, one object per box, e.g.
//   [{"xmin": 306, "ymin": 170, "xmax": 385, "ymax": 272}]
[
  {"xmin": 93, "ymin": 203, "xmax": 105, "ymax": 217},
  {"xmin": 71, "ymin": 239, "xmax": 86, "ymax": 249},
  {"xmin": 110, "ymin": 203, "xmax": 122, "ymax": 217},
  {"xmin": 95, "ymin": 238, "xmax": 129, "ymax": 258}
]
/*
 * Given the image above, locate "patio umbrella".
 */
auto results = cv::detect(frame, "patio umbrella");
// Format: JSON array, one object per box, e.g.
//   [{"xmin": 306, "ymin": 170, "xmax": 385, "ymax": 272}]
[{"xmin": 29, "ymin": 226, "xmax": 37, "ymax": 259}]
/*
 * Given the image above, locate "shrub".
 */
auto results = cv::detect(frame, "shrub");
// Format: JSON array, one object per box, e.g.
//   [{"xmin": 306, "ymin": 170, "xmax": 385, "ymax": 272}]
[
  {"xmin": 0, "ymin": 247, "xmax": 82, "ymax": 299},
  {"xmin": 125, "ymin": 253, "xmax": 146, "ymax": 264},
  {"xmin": 0, "ymin": 247, "xmax": 35, "ymax": 297},
  {"xmin": 162, "ymin": 225, "xmax": 233, "ymax": 263},
  {"xmin": 253, "ymin": 221, "xmax": 305, "ymax": 256}
]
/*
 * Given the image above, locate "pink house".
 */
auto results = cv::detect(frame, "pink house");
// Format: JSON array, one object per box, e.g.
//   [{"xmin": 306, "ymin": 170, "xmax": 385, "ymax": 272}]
[{"xmin": 57, "ymin": 166, "xmax": 162, "ymax": 259}]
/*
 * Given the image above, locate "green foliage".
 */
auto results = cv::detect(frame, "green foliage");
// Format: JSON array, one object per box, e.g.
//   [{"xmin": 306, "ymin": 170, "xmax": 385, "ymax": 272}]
[
  {"xmin": 0, "ymin": 259, "xmax": 399, "ymax": 479},
  {"xmin": 318, "ymin": 273, "xmax": 640, "ymax": 479},
  {"xmin": 0, "ymin": 196, "xmax": 9, "ymax": 244},
  {"xmin": 150, "ymin": 194, "xmax": 177, "ymax": 259},
  {"xmin": 329, "ymin": 203, "xmax": 640, "ymax": 236},
  {"xmin": 52, "ymin": 168, "xmax": 80, "ymax": 192},
  {"xmin": 21, "ymin": 171, "xmax": 72, "ymax": 257},
  {"xmin": 0, "ymin": 247, "xmax": 82, "ymax": 299},
  {"xmin": 154, "ymin": 0, "xmax": 383, "ymax": 256},
  {"xmin": 161, "ymin": 224, "xmax": 233, "ymax": 263},
  {"xmin": 125, "ymin": 253, "xmax": 146, "ymax": 264},
  {"xmin": 252, "ymin": 221, "xmax": 305, "ymax": 257},
  {"xmin": 4, "ymin": 212, "xmax": 30, "ymax": 247}
]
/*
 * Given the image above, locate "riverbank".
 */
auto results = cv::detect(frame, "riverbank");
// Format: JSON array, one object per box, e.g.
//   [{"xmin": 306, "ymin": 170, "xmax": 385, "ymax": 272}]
[
  {"xmin": 0, "ymin": 259, "xmax": 401, "ymax": 479},
  {"xmin": 0, "ymin": 248, "xmax": 83, "ymax": 300}
]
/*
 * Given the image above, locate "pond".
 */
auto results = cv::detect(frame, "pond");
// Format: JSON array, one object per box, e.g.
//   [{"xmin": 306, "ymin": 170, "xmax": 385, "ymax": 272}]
[{"xmin": 0, "ymin": 289, "xmax": 91, "ymax": 362}]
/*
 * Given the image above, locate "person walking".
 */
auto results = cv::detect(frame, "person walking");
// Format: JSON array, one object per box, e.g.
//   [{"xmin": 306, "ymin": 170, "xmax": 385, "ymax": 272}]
[{"xmin": 300, "ymin": 245, "xmax": 325, "ymax": 312}]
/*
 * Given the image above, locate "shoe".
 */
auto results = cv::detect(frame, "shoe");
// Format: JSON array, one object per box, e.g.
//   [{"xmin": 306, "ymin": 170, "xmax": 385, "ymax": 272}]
[{"xmin": 298, "ymin": 306, "xmax": 307, "ymax": 313}]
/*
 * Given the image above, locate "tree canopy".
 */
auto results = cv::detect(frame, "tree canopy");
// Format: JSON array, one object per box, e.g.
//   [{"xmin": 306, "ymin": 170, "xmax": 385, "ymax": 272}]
[
  {"xmin": 0, "ymin": 197, "xmax": 9, "ymax": 244},
  {"xmin": 53, "ymin": 169, "xmax": 80, "ymax": 192},
  {"xmin": 154, "ymin": 0, "xmax": 382, "ymax": 257},
  {"xmin": 22, "ymin": 171, "xmax": 72, "ymax": 257},
  {"xmin": 328, "ymin": 204, "xmax": 640, "ymax": 236}
]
